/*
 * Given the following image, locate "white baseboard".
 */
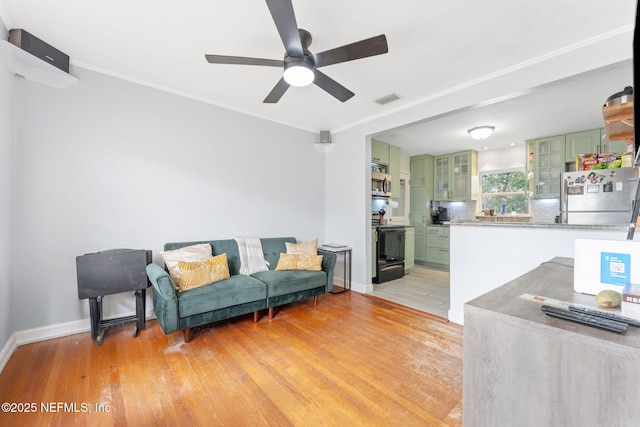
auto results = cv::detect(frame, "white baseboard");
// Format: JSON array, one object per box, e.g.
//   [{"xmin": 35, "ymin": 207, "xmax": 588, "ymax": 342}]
[
  {"xmin": 14, "ymin": 318, "xmax": 91, "ymax": 346},
  {"xmin": 0, "ymin": 334, "xmax": 17, "ymax": 375},
  {"xmin": 349, "ymin": 280, "xmax": 369, "ymax": 294},
  {"xmin": 448, "ymin": 309, "xmax": 464, "ymax": 325},
  {"xmin": 0, "ymin": 308, "xmax": 156, "ymax": 375}
]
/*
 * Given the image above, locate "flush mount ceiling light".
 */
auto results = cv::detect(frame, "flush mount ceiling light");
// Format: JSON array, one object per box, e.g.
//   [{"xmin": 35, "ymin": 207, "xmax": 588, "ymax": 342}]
[
  {"xmin": 468, "ymin": 126, "xmax": 495, "ymax": 140},
  {"xmin": 283, "ymin": 58, "xmax": 315, "ymax": 87}
]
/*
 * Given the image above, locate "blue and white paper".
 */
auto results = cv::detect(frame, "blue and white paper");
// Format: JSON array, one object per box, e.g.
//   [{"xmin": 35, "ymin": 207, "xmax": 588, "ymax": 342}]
[{"xmin": 600, "ymin": 252, "xmax": 630, "ymax": 286}]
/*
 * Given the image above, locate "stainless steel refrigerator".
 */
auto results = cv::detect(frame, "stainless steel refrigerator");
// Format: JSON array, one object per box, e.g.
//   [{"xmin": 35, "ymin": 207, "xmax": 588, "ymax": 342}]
[{"xmin": 559, "ymin": 168, "xmax": 639, "ymax": 225}]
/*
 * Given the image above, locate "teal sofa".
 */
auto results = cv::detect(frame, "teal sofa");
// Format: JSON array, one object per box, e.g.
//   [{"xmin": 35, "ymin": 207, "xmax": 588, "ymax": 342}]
[{"xmin": 146, "ymin": 237, "xmax": 337, "ymax": 342}]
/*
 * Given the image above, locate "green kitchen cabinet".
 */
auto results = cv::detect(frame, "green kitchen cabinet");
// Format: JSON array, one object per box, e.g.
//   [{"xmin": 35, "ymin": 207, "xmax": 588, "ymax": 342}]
[
  {"xmin": 564, "ymin": 129, "xmax": 601, "ymax": 160},
  {"xmin": 565, "ymin": 128, "xmax": 629, "ymax": 161},
  {"xmin": 410, "ymin": 186, "xmax": 427, "ymax": 262},
  {"xmin": 433, "ymin": 155, "xmax": 450, "ymax": 201},
  {"xmin": 425, "ymin": 226, "xmax": 450, "ymax": 268},
  {"xmin": 404, "ymin": 227, "xmax": 415, "ymax": 273},
  {"xmin": 410, "ymin": 154, "xmax": 434, "ymax": 263},
  {"xmin": 371, "ymin": 139, "xmax": 390, "ymax": 165},
  {"xmin": 434, "ymin": 150, "xmax": 478, "ymax": 201},
  {"xmin": 451, "ymin": 150, "xmax": 478, "ymax": 200},
  {"xmin": 531, "ymin": 135, "xmax": 565, "ymax": 199},
  {"xmin": 410, "ymin": 154, "xmax": 432, "ymax": 188},
  {"xmin": 389, "ymin": 145, "xmax": 401, "ymax": 197}
]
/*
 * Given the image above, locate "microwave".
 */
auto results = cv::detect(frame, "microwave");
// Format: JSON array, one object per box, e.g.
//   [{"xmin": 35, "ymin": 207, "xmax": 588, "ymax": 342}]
[{"xmin": 372, "ymin": 171, "xmax": 392, "ymax": 196}]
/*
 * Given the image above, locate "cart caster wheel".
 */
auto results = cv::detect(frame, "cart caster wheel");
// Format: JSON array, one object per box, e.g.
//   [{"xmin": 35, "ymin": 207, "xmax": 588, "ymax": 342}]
[{"xmin": 133, "ymin": 326, "xmax": 139, "ymax": 338}]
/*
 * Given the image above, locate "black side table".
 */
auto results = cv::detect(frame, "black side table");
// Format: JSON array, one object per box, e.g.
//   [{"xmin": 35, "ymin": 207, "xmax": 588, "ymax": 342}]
[
  {"xmin": 76, "ymin": 249, "xmax": 151, "ymax": 345},
  {"xmin": 319, "ymin": 245, "xmax": 352, "ymax": 294}
]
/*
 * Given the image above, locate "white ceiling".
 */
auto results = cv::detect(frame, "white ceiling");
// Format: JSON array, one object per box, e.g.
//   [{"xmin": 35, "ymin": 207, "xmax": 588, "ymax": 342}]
[{"xmin": 0, "ymin": 0, "xmax": 636, "ymax": 155}]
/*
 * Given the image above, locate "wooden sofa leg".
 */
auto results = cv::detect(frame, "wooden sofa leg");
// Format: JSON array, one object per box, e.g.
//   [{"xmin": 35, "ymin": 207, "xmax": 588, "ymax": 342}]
[
  {"xmin": 313, "ymin": 295, "xmax": 319, "ymax": 307},
  {"xmin": 268, "ymin": 307, "xmax": 274, "ymax": 320},
  {"xmin": 184, "ymin": 328, "xmax": 191, "ymax": 343},
  {"xmin": 253, "ymin": 311, "xmax": 259, "ymax": 323}
]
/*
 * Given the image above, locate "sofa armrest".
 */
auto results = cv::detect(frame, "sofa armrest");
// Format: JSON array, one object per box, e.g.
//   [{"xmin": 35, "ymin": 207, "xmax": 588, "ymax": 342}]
[
  {"xmin": 146, "ymin": 263, "xmax": 177, "ymax": 301},
  {"xmin": 146, "ymin": 263, "xmax": 180, "ymax": 334},
  {"xmin": 318, "ymin": 249, "xmax": 337, "ymax": 292}
]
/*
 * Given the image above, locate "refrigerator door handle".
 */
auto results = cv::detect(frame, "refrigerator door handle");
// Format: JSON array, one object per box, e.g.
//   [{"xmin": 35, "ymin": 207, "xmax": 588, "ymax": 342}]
[{"xmin": 560, "ymin": 178, "xmax": 568, "ymax": 223}]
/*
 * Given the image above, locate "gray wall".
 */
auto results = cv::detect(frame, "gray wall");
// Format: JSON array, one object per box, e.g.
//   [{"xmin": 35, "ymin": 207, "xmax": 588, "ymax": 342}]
[
  {"xmin": 0, "ymin": 18, "xmax": 15, "ymax": 356},
  {"xmin": 11, "ymin": 67, "xmax": 324, "ymax": 332}
]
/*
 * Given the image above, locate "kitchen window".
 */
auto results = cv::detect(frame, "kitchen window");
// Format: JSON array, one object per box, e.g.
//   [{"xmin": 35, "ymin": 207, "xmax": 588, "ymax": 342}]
[{"xmin": 480, "ymin": 169, "xmax": 529, "ymax": 214}]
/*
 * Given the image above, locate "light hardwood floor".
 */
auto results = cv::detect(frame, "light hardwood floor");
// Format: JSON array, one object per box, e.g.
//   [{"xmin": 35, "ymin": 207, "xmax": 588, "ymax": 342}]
[
  {"xmin": 0, "ymin": 292, "xmax": 463, "ymax": 426},
  {"xmin": 369, "ymin": 265, "xmax": 451, "ymax": 319}
]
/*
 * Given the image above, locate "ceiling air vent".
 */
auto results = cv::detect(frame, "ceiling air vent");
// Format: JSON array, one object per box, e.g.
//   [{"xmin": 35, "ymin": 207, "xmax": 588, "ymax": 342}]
[{"xmin": 374, "ymin": 93, "xmax": 401, "ymax": 105}]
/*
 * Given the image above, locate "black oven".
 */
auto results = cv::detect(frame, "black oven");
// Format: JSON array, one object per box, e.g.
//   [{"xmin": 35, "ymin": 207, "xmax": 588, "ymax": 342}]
[{"xmin": 375, "ymin": 226, "xmax": 405, "ymax": 284}]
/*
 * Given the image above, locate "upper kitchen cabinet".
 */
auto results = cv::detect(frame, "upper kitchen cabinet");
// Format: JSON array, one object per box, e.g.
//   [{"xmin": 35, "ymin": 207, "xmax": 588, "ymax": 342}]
[
  {"xmin": 530, "ymin": 135, "xmax": 565, "ymax": 199},
  {"xmin": 371, "ymin": 139, "xmax": 390, "ymax": 165},
  {"xmin": 411, "ymin": 154, "xmax": 434, "ymax": 188},
  {"xmin": 434, "ymin": 150, "xmax": 478, "ymax": 201},
  {"xmin": 452, "ymin": 151, "xmax": 478, "ymax": 200},
  {"xmin": 433, "ymin": 155, "xmax": 450, "ymax": 201},
  {"xmin": 372, "ymin": 140, "xmax": 402, "ymax": 198},
  {"xmin": 565, "ymin": 128, "xmax": 628, "ymax": 159},
  {"xmin": 564, "ymin": 129, "xmax": 601, "ymax": 159}
]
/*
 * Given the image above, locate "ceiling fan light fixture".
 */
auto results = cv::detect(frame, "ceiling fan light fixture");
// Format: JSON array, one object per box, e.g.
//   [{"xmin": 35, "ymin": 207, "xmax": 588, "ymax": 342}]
[
  {"xmin": 283, "ymin": 61, "xmax": 314, "ymax": 87},
  {"xmin": 468, "ymin": 126, "xmax": 495, "ymax": 140}
]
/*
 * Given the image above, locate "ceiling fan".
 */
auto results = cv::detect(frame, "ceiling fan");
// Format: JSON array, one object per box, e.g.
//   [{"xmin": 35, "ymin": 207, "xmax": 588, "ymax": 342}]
[{"xmin": 204, "ymin": 0, "xmax": 389, "ymax": 103}]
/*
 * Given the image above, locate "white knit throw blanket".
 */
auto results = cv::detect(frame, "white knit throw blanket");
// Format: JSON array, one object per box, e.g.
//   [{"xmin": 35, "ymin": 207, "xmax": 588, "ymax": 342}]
[{"xmin": 235, "ymin": 237, "xmax": 269, "ymax": 275}]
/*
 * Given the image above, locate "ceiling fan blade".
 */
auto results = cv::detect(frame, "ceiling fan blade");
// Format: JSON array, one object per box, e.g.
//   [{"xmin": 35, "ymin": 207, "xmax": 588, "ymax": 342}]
[
  {"xmin": 313, "ymin": 70, "xmax": 354, "ymax": 102},
  {"xmin": 263, "ymin": 77, "xmax": 290, "ymax": 103},
  {"xmin": 313, "ymin": 35, "xmax": 389, "ymax": 68},
  {"xmin": 205, "ymin": 54, "xmax": 284, "ymax": 67},
  {"xmin": 265, "ymin": 0, "xmax": 303, "ymax": 57}
]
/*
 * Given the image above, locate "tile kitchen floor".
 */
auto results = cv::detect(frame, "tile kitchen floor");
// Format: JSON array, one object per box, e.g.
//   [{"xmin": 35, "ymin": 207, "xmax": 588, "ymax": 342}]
[{"xmin": 369, "ymin": 264, "xmax": 450, "ymax": 319}]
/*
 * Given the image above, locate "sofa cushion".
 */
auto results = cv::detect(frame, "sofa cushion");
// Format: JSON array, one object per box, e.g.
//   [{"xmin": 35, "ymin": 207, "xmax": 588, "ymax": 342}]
[
  {"xmin": 252, "ymin": 270, "xmax": 327, "ymax": 297},
  {"xmin": 178, "ymin": 253, "xmax": 230, "ymax": 292},
  {"xmin": 161, "ymin": 243, "xmax": 212, "ymax": 289},
  {"xmin": 285, "ymin": 239, "xmax": 318, "ymax": 255},
  {"xmin": 177, "ymin": 274, "xmax": 266, "ymax": 318},
  {"xmin": 260, "ymin": 237, "xmax": 296, "ymax": 270},
  {"xmin": 275, "ymin": 253, "xmax": 323, "ymax": 271}
]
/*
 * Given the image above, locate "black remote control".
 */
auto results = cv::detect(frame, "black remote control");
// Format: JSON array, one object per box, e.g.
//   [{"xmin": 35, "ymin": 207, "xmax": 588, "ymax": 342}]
[
  {"xmin": 540, "ymin": 305, "xmax": 628, "ymax": 334},
  {"xmin": 568, "ymin": 306, "xmax": 640, "ymax": 327}
]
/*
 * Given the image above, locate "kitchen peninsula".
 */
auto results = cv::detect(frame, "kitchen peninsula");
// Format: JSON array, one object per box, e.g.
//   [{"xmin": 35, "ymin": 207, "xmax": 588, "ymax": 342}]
[
  {"xmin": 448, "ymin": 221, "xmax": 637, "ymax": 324},
  {"xmin": 463, "ymin": 257, "xmax": 640, "ymax": 425}
]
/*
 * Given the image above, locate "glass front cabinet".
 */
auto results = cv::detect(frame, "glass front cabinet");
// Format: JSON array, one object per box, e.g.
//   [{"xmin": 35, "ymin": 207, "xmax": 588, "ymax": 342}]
[
  {"xmin": 531, "ymin": 135, "xmax": 565, "ymax": 199},
  {"xmin": 434, "ymin": 150, "xmax": 478, "ymax": 201}
]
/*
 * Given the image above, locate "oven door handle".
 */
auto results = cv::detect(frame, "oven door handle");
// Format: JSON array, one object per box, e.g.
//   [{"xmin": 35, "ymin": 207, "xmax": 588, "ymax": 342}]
[{"xmin": 380, "ymin": 264, "xmax": 403, "ymax": 272}]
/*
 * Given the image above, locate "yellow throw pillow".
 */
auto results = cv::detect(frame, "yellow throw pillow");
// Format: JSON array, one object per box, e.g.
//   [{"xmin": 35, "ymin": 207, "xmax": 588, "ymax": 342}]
[
  {"xmin": 275, "ymin": 252, "xmax": 323, "ymax": 271},
  {"xmin": 160, "ymin": 243, "xmax": 212, "ymax": 289},
  {"xmin": 285, "ymin": 238, "xmax": 318, "ymax": 256},
  {"xmin": 178, "ymin": 253, "xmax": 230, "ymax": 292}
]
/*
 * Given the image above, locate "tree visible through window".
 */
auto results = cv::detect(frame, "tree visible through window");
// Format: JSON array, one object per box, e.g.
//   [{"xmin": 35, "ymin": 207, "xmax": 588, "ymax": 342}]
[{"xmin": 480, "ymin": 170, "xmax": 529, "ymax": 214}]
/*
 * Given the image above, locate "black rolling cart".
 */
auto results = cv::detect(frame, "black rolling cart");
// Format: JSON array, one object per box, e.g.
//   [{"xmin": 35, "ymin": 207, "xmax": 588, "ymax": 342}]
[{"xmin": 76, "ymin": 249, "xmax": 151, "ymax": 345}]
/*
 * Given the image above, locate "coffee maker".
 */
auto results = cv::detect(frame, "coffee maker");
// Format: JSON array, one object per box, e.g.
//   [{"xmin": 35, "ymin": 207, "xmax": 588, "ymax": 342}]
[{"xmin": 431, "ymin": 207, "xmax": 448, "ymax": 224}]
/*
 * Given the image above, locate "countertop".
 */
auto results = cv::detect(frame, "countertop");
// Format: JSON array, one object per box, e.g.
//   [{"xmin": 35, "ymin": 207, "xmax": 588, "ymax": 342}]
[
  {"xmin": 448, "ymin": 221, "xmax": 628, "ymax": 231},
  {"xmin": 465, "ymin": 256, "xmax": 639, "ymax": 348},
  {"xmin": 372, "ymin": 224, "xmax": 414, "ymax": 228}
]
